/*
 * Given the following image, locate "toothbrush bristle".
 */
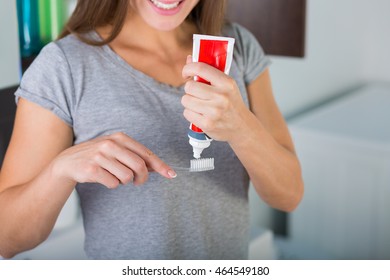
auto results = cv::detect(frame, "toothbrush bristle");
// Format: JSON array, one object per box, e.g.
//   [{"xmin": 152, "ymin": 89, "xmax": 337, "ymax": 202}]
[{"xmin": 189, "ymin": 158, "xmax": 215, "ymax": 172}]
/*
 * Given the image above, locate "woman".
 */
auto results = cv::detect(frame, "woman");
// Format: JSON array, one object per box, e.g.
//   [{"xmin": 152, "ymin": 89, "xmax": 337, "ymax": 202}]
[{"xmin": 0, "ymin": 0, "xmax": 303, "ymax": 259}]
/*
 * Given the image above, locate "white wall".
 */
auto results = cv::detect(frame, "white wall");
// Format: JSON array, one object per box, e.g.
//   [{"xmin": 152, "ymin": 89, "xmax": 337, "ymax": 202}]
[
  {"xmin": 362, "ymin": 0, "xmax": 390, "ymax": 82},
  {"xmin": 251, "ymin": 0, "xmax": 390, "ymax": 231},
  {"xmin": 0, "ymin": 1, "xmax": 20, "ymax": 89},
  {"xmin": 269, "ymin": 0, "xmax": 390, "ymax": 117}
]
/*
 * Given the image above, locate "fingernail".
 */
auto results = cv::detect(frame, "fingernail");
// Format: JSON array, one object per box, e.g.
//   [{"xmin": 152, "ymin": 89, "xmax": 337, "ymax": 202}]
[{"xmin": 168, "ymin": 170, "xmax": 177, "ymax": 178}]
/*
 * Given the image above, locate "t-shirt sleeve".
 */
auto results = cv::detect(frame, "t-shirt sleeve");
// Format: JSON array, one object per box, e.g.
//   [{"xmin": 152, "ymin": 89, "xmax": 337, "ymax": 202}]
[
  {"xmin": 15, "ymin": 42, "xmax": 75, "ymax": 127},
  {"xmin": 231, "ymin": 23, "xmax": 272, "ymax": 85}
]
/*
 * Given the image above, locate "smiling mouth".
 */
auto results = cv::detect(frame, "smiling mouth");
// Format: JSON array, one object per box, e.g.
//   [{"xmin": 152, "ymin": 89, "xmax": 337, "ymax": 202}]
[{"xmin": 149, "ymin": 0, "xmax": 183, "ymax": 10}]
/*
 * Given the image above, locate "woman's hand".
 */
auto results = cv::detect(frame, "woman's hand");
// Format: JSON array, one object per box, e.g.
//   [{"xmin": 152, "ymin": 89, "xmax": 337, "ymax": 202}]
[
  {"xmin": 52, "ymin": 132, "xmax": 176, "ymax": 189},
  {"xmin": 181, "ymin": 56, "xmax": 248, "ymax": 143}
]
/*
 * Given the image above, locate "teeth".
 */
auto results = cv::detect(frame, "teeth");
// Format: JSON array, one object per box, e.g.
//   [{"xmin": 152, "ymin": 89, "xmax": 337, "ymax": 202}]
[{"xmin": 150, "ymin": 0, "xmax": 180, "ymax": 10}]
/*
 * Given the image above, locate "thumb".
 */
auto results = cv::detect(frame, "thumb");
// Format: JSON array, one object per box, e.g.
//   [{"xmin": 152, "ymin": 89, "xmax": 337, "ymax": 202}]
[{"xmin": 186, "ymin": 55, "xmax": 193, "ymax": 64}]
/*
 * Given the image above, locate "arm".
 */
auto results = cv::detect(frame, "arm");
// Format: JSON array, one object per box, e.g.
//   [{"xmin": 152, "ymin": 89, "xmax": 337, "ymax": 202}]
[
  {"xmin": 181, "ymin": 63, "xmax": 303, "ymax": 212},
  {"xmin": 230, "ymin": 69, "xmax": 304, "ymax": 211},
  {"xmin": 0, "ymin": 99, "xmax": 75, "ymax": 258},
  {"xmin": 0, "ymin": 99, "xmax": 176, "ymax": 258}
]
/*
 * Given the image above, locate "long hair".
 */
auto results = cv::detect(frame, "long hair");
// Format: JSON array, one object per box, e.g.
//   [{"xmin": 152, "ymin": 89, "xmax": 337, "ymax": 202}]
[{"xmin": 59, "ymin": 0, "xmax": 227, "ymax": 46}]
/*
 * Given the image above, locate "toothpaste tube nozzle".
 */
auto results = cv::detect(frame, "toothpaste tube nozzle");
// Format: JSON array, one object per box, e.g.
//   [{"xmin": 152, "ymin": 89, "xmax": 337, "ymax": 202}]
[{"xmin": 188, "ymin": 127, "xmax": 212, "ymax": 159}]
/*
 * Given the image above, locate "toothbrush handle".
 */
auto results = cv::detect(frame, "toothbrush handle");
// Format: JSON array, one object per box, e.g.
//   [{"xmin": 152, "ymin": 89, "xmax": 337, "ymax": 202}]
[{"xmin": 168, "ymin": 166, "xmax": 191, "ymax": 172}]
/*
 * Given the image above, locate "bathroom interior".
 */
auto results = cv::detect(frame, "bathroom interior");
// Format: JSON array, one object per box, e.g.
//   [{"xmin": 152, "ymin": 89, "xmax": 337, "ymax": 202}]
[{"xmin": 0, "ymin": 0, "xmax": 389, "ymax": 260}]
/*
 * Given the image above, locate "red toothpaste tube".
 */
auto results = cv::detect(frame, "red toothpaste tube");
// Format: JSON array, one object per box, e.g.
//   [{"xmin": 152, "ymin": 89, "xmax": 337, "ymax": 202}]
[{"xmin": 188, "ymin": 34, "xmax": 235, "ymax": 159}]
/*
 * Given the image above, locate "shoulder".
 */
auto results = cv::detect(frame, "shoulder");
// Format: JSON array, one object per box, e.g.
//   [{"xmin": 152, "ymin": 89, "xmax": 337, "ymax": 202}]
[
  {"xmin": 19, "ymin": 33, "xmax": 99, "ymax": 96},
  {"xmin": 53, "ymin": 33, "xmax": 98, "ymax": 63},
  {"xmin": 223, "ymin": 22, "xmax": 254, "ymax": 40},
  {"xmin": 29, "ymin": 33, "xmax": 94, "ymax": 72},
  {"xmin": 28, "ymin": 32, "xmax": 105, "ymax": 86},
  {"xmin": 22, "ymin": 35, "xmax": 88, "ymax": 86},
  {"xmin": 222, "ymin": 22, "xmax": 261, "ymax": 51},
  {"xmin": 223, "ymin": 22, "xmax": 271, "ymax": 85},
  {"xmin": 222, "ymin": 22, "xmax": 267, "ymax": 61}
]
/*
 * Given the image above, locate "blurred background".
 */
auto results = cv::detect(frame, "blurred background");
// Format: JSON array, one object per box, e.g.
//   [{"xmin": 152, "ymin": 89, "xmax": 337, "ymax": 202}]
[{"xmin": 0, "ymin": 0, "xmax": 389, "ymax": 260}]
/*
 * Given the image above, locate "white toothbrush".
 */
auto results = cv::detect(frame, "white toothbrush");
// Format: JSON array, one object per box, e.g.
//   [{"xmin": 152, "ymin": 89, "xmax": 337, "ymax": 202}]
[{"xmin": 171, "ymin": 158, "xmax": 214, "ymax": 172}]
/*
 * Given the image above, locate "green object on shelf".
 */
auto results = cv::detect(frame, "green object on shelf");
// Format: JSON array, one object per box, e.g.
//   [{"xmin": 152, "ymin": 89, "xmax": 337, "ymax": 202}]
[
  {"xmin": 50, "ymin": 0, "xmax": 66, "ymax": 40},
  {"xmin": 38, "ymin": 0, "xmax": 51, "ymax": 45},
  {"xmin": 38, "ymin": 0, "xmax": 66, "ymax": 45}
]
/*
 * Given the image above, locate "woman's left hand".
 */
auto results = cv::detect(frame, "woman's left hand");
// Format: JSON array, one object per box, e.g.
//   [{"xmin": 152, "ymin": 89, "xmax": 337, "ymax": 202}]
[
  {"xmin": 181, "ymin": 56, "xmax": 248, "ymax": 142},
  {"xmin": 182, "ymin": 57, "xmax": 304, "ymax": 212}
]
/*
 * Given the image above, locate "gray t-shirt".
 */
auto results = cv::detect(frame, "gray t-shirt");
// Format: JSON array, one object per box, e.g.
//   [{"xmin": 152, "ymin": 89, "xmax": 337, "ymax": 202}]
[{"xmin": 15, "ymin": 23, "xmax": 271, "ymax": 259}]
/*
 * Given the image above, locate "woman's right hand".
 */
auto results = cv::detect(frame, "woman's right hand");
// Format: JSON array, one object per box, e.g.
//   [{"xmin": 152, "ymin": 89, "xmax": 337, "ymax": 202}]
[
  {"xmin": 52, "ymin": 132, "xmax": 176, "ymax": 188},
  {"xmin": 0, "ymin": 100, "xmax": 178, "ymax": 258}
]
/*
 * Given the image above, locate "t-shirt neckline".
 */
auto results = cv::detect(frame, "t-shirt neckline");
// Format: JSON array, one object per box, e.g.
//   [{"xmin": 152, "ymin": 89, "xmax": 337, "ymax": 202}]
[{"xmin": 90, "ymin": 30, "xmax": 186, "ymax": 92}]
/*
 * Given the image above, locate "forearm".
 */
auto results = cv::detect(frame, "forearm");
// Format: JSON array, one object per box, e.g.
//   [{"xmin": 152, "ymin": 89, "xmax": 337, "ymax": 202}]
[
  {"xmin": 229, "ymin": 111, "xmax": 303, "ymax": 212},
  {"xmin": 0, "ymin": 160, "xmax": 76, "ymax": 258}
]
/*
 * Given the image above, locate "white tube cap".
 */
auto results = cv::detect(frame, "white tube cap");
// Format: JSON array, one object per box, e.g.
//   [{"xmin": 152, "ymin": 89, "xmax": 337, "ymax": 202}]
[{"xmin": 189, "ymin": 137, "xmax": 211, "ymax": 159}]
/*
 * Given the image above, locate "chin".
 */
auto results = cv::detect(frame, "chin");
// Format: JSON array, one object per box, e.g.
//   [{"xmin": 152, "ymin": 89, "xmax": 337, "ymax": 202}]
[{"xmin": 149, "ymin": 21, "xmax": 182, "ymax": 32}]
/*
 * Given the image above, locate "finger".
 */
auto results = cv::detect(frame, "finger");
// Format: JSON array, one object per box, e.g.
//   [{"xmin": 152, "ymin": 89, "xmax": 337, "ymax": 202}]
[
  {"xmin": 106, "ymin": 144, "xmax": 149, "ymax": 185},
  {"xmin": 182, "ymin": 62, "xmax": 227, "ymax": 87},
  {"xmin": 96, "ymin": 137, "xmax": 149, "ymax": 185},
  {"xmin": 136, "ymin": 148, "xmax": 177, "ymax": 180},
  {"xmin": 184, "ymin": 80, "xmax": 216, "ymax": 100},
  {"xmin": 182, "ymin": 96, "xmax": 225, "ymax": 122},
  {"xmin": 181, "ymin": 94, "xmax": 210, "ymax": 115},
  {"xmin": 123, "ymin": 154, "xmax": 148, "ymax": 186},
  {"xmin": 186, "ymin": 55, "xmax": 192, "ymax": 64},
  {"xmin": 183, "ymin": 109, "xmax": 206, "ymax": 130},
  {"xmin": 94, "ymin": 166, "xmax": 120, "ymax": 189},
  {"xmin": 94, "ymin": 153, "xmax": 134, "ymax": 185},
  {"xmin": 110, "ymin": 133, "xmax": 177, "ymax": 179}
]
